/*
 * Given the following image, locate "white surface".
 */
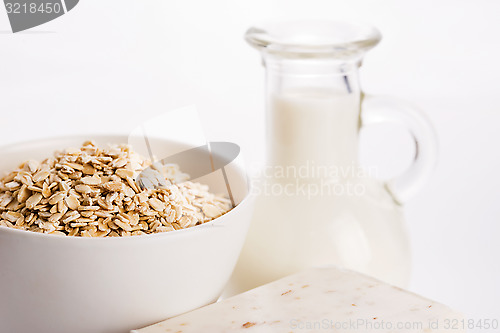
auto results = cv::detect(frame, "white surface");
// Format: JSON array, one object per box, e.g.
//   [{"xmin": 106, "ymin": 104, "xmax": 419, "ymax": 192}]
[
  {"xmin": 135, "ymin": 267, "xmax": 463, "ymax": 333},
  {"xmin": 0, "ymin": 0, "xmax": 498, "ymax": 327},
  {"xmin": 0, "ymin": 136, "xmax": 253, "ymax": 333}
]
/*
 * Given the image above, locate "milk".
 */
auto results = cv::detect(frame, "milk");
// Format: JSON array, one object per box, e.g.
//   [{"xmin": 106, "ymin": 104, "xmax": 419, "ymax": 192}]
[
  {"xmin": 268, "ymin": 88, "xmax": 360, "ymax": 173},
  {"xmin": 225, "ymin": 88, "xmax": 411, "ymax": 296},
  {"xmin": 226, "ymin": 177, "xmax": 410, "ymax": 296}
]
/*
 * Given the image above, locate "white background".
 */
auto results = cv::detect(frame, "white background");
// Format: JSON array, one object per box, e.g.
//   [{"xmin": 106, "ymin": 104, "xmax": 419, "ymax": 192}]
[{"xmin": 1, "ymin": 0, "xmax": 499, "ymax": 325}]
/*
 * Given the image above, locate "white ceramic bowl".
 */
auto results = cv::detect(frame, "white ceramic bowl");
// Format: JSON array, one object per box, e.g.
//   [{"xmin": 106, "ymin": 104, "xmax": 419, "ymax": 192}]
[{"xmin": 0, "ymin": 135, "xmax": 253, "ymax": 333}]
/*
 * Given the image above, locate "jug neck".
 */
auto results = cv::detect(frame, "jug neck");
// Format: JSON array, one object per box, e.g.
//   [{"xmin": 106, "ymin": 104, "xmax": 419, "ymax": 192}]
[
  {"xmin": 264, "ymin": 57, "xmax": 362, "ymax": 178},
  {"xmin": 245, "ymin": 20, "xmax": 381, "ymax": 180}
]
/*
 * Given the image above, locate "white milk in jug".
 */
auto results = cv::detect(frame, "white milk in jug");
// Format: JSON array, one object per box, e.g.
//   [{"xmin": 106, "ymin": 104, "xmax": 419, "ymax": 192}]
[{"xmin": 225, "ymin": 88, "xmax": 411, "ymax": 296}]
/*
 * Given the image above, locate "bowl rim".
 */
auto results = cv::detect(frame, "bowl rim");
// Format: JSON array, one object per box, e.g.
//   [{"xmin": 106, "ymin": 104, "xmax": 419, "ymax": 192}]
[{"xmin": 0, "ymin": 134, "xmax": 253, "ymax": 242}]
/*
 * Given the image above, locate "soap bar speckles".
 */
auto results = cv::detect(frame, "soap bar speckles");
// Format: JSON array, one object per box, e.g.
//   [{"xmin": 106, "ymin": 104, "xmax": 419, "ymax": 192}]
[{"xmin": 133, "ymin": 267, "xmax": 463, "ymax": 332}]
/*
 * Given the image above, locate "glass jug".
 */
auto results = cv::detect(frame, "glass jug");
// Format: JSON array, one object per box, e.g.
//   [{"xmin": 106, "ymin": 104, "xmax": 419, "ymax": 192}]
[{"xmin": 226, "ymin": 21, "xmax": 437, "ymax": 295}]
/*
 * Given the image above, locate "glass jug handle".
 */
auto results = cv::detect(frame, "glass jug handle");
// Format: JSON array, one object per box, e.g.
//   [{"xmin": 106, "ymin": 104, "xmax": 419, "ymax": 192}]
[{"xmin": 361, "ymin": 94, "xmax": 439, "ymax": 204}]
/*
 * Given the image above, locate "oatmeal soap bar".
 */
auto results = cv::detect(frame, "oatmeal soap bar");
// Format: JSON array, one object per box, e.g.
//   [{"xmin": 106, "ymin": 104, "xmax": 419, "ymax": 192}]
[{"xmin": 133, "ymin": 267, "xmax": 463, "ymax": 332}]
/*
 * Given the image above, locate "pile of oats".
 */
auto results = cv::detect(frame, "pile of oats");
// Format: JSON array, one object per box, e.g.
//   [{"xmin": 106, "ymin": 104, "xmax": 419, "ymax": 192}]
[{"xmin": 0, "ymin": 141, "xmax": 232, "ymax": 237}]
